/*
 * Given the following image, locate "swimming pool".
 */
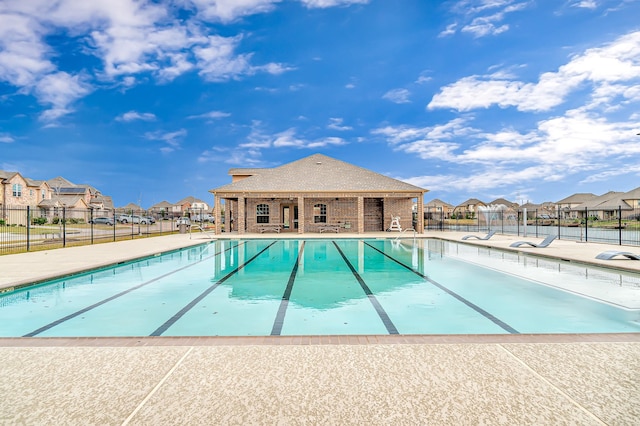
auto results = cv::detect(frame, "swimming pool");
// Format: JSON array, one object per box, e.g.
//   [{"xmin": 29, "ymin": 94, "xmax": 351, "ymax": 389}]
[{"xmin": 1, "ymin": 239, "xmax": 639, "ymax": 337}]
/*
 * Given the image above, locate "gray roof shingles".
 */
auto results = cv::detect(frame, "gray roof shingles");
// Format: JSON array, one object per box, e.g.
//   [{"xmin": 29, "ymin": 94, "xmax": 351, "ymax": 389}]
[{"xmin": 211, "ymin": 154, "xmax": 426, "ymax": 193}]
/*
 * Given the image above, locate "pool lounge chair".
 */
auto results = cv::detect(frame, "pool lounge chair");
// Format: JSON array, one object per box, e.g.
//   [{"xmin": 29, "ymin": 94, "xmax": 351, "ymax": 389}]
[
  {"xmin": 462, "ymin": 230, "xmax": 496, "ymax": 240},
  {"xmin": 510, "ymin": 235, "xmax": 556, "ymax": 248},
  {"xmin": 595, "ymin": 251, "xmax": 640, "ymax": 260}
]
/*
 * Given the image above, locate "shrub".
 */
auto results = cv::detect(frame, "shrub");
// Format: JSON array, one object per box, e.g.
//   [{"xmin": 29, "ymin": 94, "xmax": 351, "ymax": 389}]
[{"xmin": 31, "ymin": 217, "xmax": 47, "ymax": 225}]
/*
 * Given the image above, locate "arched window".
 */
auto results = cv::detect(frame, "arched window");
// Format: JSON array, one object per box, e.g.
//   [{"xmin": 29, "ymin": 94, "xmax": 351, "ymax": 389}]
[
  {"xmin": 313, "ymin": 203, "xmax": 327, "ymax": 223},
  {"xmin": 256, "ymin": 204, "xmax": 270, "ymax": 223}
]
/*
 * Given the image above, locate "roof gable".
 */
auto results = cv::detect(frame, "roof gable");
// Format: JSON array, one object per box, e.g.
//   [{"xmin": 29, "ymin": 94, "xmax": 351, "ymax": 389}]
[{"xmin": 211, "ymin": 154, "xmax": 426, "ymax": 193}]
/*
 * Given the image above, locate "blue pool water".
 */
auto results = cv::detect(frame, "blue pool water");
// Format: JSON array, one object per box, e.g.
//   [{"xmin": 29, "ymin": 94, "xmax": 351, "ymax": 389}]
[{"xmin": 1, "ymin": 239, "xmax": 639, "ymax": 337}]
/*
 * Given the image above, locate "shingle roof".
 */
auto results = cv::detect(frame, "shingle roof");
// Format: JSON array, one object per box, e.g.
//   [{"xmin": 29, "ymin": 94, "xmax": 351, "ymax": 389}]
[
  {"xmin": 556, "ymin": 193, "xmax": 597, "ymax": 204},
  {"xmin": 621, "ymin": 186, "xmax": 640, "ymax": 200},
  {"xmin": 211, "ymin": 154, "xmax": 426, "ymax": 193},
  {"xmin": 572, "ymin": 191, "xmax": 632, "ymax": 210},
  {"xmin": 456, "ymin": 198, "xmax": 485, "ymax": 207},
  {"xmin": 425, "ymin": 198, "xmax": 454, "ymax": 208}
]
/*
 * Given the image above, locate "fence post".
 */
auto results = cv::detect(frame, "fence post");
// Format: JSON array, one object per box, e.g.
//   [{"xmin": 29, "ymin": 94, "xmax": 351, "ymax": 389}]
[
  {"xmin": 557, "ymin": 205, "xmax": 561, "ymax": 240},
  {"xmin": 90, "ymin": 208, "xmax": 94, "ymax": 245},
  {"xmin": 26, "ymin": 206, "xmax": 31, "ymax": 252},
  {"xmin": 113, "ymin": 211, "xmax": 116, "ymax": 242},
  {"xmin": 535, "ymin": 208, "xmax": 538, "ymax": 237},
  {"xmin": 584, "ymin": 207, "xmax": 588, "ymax": 242},
  {"xmin": 619, "ymin": 205, "xmax": 622, "ymax": 245},
  {"xmin": 63, "ymin": 207, "xmax": 67, "ymax": 247}
]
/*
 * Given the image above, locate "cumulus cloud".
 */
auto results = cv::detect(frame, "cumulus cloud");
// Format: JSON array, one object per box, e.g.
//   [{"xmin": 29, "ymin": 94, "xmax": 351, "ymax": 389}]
[
  {"xmin": 374, "ymin": 111, "xmax": 640, "ymax": 194},
  {"xmin": 327, "ymin": 118, "xmax": 353, "ymax": 131},
  {"xmin": 239, "ymin": 125, "xmax": 346, "ymax": 151},
  {"xmin": 186, "ymin": 0, "xmax": 281, "ymax": 23},
  {"xmin": 299, "ymin": 0, "xmax": 369, "ymax": 8},
  {"xmin": 429, "ymin": 31, "xmax": 640, "ymax": 113},
  {"xmin": 187, "ymin": 110, "xmax": 232, "ymax": 120},
  {"xmin": 382, "ymin": 88, "xmax": 411, "ymax": 104},
  {"xmin": 116, "ymin": 111, "xmax": 157, "ymax": 122},
  {"xmin": 0, "ymin": 133, "xmax": 15, "ymax": 143},
  {"xmin": 34, "ymin": 72, "xmax": 92, "ymax": 121},
  {"xmin": 0, "ymin": 0, "xmax": 300, "ymax": 121},
  {"xmin": 145, "ymin": 129, "xmax": 187, "ymax": 153},
  {"xmin": 442, "ymin": 0, "xmax": 531, "ymax": 38}
]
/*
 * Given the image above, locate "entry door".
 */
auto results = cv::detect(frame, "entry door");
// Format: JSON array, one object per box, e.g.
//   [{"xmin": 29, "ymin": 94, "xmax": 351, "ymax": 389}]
[{"xmin": 282, "ymin": 205, "xmax": 299, "ymax": 230}]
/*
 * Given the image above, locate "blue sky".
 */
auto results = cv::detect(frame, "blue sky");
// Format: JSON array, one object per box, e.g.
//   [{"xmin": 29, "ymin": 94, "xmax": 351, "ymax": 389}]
[{"xmin": 1, "ymin": 0, "xmax": 639, "ymax": 208}]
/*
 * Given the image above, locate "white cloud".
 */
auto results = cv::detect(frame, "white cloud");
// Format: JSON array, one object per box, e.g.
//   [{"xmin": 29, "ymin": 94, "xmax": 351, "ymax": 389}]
[
  {"xmin": 0, "ymin": 0, "xmax": 297, "ymax": 121},
  {"xmin": 374, "ymin": 111, "xmax": 640, "ymax": 194},
  {"xmin": 300, "ymin": 0, "xmax": 369, "ymax": 8},
  {"xmin": 117, "ymin": 111, "xmax": 157, "ymax": 122},
  {"xmin": 327, "ymin": 118, "xmax": 353, "ymax": 131},
  {"xmin": 382, "ymin": 88, "xmax": 411, "ymax": 104},
  {"xmin": 445, "ymin": 0, "xmax": 531, "ymax": 38},
  {"xmin": 429, "ymin": 31, "xmax": 640, "ymax": 113},
  {"xmin": 34, "ymin": 72, "xmax": 92, "ymax": 121},
  {"xmin": 0, "ymin": 133, "xmax": 15, "ymax": 143},
  {"xmin": 239, "ymin": 125, "xmax": 346, "ymax": 151},
  {"xmin": 187, "ymin": 0, "xmax": 281, "ymax": 23},
  {"xmin": 145, "ymin": 129, "xmax": 187, "ymax": 152},
  {"xmin": 188, "ymin": 110, "xmax": 232, "ymax": 120},
  {"xmin": 570, "ymin": 0, "xmax": 598, "ymax": 9}
]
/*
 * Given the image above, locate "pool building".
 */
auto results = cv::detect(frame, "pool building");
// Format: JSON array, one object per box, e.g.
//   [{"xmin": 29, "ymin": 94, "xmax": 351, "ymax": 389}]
[{"xmin": 210, "ymin": 153, "xmax": 428, "ymax": 234}]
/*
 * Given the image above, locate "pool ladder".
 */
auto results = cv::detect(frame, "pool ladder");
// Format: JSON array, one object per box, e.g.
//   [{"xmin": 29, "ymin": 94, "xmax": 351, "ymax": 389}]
[
  {"xmin": 190, "ymin": 225, "xmax": 216, "ymax": 239},
  {"xmin": 395, "ymin": 227, "xmax": 416, "ymax": 242}
]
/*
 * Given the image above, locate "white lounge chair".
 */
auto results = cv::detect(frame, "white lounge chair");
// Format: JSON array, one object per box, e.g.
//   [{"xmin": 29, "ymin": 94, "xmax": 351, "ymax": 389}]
[
  {"xmin": 510, "ymin": 235, "xmax": 556, "ymax": 248},
  {"xmin": 462, "ymin": 230, "xmax": 496, "ymax": 240},
  {"xmin": 595, "ymin": 251, "xmax": 640, "ymax": 260}
]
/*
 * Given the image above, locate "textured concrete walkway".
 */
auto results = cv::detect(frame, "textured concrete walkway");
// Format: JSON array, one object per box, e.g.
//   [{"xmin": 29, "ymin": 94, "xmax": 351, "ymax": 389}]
[{"xmin": 0, "ymin": 232, "xmax": 639, "ymax": 424}]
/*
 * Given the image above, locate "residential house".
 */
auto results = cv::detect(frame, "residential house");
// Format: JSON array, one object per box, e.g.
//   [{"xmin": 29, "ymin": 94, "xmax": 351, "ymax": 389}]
[
  {"xmin": 424, "ymin": 199, "xmax": 454, "ymax": 220},
  {"xmin": 453, "ymin": 198, "xmax": 486, "ymax": 219},
  {"xmin": 571, "ymin": 191, "xmax": 633, "ymax": 220},
  {"xmin": 210, "ymin": 153, "xmax": 427, "ymax": 234},
  {"xmin": 1, "ymin": 171, "xmax": 53, "ymax": 225},
  {"xmin": 556, "ymin": 193, "xmax": 597, "ymax": 219},
  {"xmin": 47, "ymin": 176, "xmax": 114, "ymax": 218},
  {"xmin": 620, "ymin": 186, "xmax": 640, "ymax": 219},
  {"xmin": 149, "ymin": 201, "xmax": 174, "ymax": 219},
  {"xmin": 175, "ymin": 196, "xmax": 210, "ymax": 218}
]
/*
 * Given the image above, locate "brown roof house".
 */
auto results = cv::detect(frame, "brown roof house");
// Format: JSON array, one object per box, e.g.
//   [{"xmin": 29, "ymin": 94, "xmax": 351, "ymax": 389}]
[{"xmin": 210, "ymin": 153, "xmax": 428, "ymax": 234}]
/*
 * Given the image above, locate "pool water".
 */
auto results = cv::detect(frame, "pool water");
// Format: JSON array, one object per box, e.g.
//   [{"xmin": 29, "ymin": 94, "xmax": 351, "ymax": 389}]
[{"xmin": 1, "ymin": 239, "xmax": 639, "ymax": 337}]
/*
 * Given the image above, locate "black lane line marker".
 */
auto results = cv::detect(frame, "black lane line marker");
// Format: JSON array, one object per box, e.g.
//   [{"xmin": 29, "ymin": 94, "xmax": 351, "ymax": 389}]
[
  {"xmin": 151, "ymin": 241, "xmax": 278, "ymax": 336},
  {"xmin": 270, "ymin": 241, "xmax": 305, "ymax": 336},
  {"xmin": 364, "ymin": 241, "xmax": 519, "ymax": 334},
  {"xmin": 333, "ymin": 241, "xmax": 399, "ymax": 335},
  {"xmin": 24, "ymin": 243, "xmax": 240, "ymax": 337}
]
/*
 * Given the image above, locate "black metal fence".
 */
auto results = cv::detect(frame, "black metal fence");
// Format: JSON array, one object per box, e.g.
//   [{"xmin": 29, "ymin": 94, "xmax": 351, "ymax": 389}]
[
  {"xmin": 0, "ymin": 207, "xmax": 213, "ymax": 255},
  {"xmin": 426, "ymin": 205, "xmax": 640, "ymax": 247}
]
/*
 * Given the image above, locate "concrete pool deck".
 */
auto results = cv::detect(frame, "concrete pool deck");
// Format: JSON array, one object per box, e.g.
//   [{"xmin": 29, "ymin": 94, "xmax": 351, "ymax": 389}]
[{"xmin": 0, "ymin": 232, "xmax": 639, "ymax": 424}]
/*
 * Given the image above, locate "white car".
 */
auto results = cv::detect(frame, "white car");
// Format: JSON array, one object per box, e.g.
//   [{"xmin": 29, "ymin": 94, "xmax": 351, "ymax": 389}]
[{"xmin": 176, "ymin": 217, "xmax": 191, "ymax": 227}]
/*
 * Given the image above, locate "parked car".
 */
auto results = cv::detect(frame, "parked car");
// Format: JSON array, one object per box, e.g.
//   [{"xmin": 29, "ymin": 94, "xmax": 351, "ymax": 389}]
[
  {"xmin": 193, "ymin": 214, "xmax": 214, "ymax": 223},
  {"xmin": 89, "ymin": 217, "xmax": 114, "ymax": 226},
  {"xmin": 176, "ymin": 217, "xmax": 191, "ymax": 227},
  {"xmin": 142, "ymin": 216, "xmax": 156, "ymax": 224},
  {"xmin": 120, "ymin": 215, "xmax": 150, "ymax": 224}
]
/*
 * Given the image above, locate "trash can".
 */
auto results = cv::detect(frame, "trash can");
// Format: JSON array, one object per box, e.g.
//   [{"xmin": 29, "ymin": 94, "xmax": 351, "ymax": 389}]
[{"xmin": 179, "ymin": 224, "xmax": 188, "ymax": 234}]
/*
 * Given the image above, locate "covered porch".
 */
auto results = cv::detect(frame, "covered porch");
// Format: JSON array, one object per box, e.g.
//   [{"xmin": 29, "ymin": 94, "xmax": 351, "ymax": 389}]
[{"xmin": 213, "ymin": 192, "xmax": 424, "ymax": 235}]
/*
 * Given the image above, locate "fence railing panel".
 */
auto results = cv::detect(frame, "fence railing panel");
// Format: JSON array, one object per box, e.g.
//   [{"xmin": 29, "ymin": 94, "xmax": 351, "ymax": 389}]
[{"xmin": 0, "ymin": 207, "xmax": 215, "ymax": 255}]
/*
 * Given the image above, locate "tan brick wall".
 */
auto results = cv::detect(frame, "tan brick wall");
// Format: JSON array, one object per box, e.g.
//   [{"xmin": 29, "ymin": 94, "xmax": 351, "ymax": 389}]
[
  {"xmin": 383, "ymin": 198, "xmax": 414, "ymax": 231},
  {"xmin": 223, "ymin": 194, "xmax": 418, "ymax": 234}
]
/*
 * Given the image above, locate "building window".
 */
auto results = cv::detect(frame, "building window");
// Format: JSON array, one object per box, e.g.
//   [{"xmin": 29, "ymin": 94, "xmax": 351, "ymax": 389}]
[
  {"xmin": 313, "ymin": 203, "xmax": 327, "ymax": 223},
  {"xmin": 42, "ymin": 190, "xmax": 46, "ymax": 199},
  {"xmin": 12, "ymin": 184, "xmax": 22, "ymax": 197},
  {"xmin": 256, "ymin": 203, "xmax": 270, "ymax": 223}
]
